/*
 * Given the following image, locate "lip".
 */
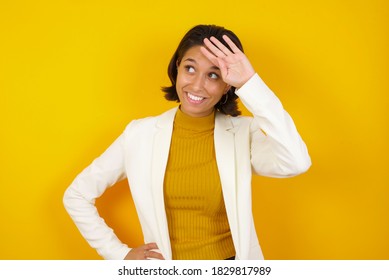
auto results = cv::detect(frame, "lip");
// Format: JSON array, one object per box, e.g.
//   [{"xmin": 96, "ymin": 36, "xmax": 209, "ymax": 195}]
[{"xmin": 186, "ymin": 92, "xmax": 206, "ymax": 104}]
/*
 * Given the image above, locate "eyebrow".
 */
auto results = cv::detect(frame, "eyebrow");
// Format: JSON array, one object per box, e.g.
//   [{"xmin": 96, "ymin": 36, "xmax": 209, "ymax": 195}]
[{"xmin": 183, "ymin": 58, "xmax": 220, "ymax": 71}]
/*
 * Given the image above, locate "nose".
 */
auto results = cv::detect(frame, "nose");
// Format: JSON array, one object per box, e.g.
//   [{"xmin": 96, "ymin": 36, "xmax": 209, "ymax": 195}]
[{"xmin": 192, "ymin": 74, "xmax": 205, "ymax": 91}]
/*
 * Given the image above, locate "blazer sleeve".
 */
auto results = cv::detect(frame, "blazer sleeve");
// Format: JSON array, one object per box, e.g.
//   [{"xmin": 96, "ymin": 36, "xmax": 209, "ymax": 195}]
[
  {"xmin": 235, "ymin": 73, "xmax": 311, "ymax": 177},
  {"xmin": 63, "ymin": 132, "xmax": 131, "ymax": 259}
]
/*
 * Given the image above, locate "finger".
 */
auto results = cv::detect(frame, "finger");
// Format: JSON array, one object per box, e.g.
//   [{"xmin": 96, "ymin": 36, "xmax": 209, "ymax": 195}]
[
  {"xmin": 217, "ymin": 59, "xmax": 229, "ymax": 80},
  {"xmin": 222, "ymin": 35, "xmax": 242, "ymax": 54},
  {"xmin": 200, "ymin": 46, "xmax": 220, "ymax": 66},
  {"xmin": 200, "ymin": 46, "xmax": 229, "ymax": 80},
  {"xmin": 128, "ymin": 248, "xmax": 146, "ymax": 260},
  {"xmin": 144, "ymin": 242, "xmax": 159, "ymax": 250},
  {"xmin": 145, "ymin": 250, "xmax": 165, "ymax": 260},
  {"xmin": 210, "ymin": 36, "xmax": 233, "ymax": 56},
  {"xmin": 203, "ymin": 38, "xmax": 227, "ymax": 58}
]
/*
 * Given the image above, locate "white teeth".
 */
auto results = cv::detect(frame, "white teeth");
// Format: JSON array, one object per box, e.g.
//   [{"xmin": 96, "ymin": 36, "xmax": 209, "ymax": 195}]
[{"xmin": 187, "ymin": 92, "xmax": 204, "ymax": 101}]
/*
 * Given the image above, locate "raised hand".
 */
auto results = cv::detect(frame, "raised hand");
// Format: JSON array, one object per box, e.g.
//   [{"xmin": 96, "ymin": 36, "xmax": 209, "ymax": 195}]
[
  {"xmin": 200, "ymin": 35, "xmax": 255, "ymax": 89},
  {"xmin": 124, "ymin": 242, "xmax": 165, "ymax": 260}
]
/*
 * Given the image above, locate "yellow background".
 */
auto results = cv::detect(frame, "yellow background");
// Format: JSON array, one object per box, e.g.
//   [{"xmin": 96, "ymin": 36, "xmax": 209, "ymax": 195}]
[{"xmin": 1, "ymin": 0, "xmax": 388, "ymax": 259}]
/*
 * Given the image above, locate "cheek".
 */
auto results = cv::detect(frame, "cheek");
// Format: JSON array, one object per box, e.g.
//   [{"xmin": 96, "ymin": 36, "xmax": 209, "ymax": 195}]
[
  {"xmin": 176, "ymin": 71, "xmax": 188, "ymax": 87},
  {"xmin": 175, "ymin": 74, "xmax": 182, "ymax": 92},
  {"xmin": 208, "ymin": 83, "xmax": 227, "ymax": 97}
]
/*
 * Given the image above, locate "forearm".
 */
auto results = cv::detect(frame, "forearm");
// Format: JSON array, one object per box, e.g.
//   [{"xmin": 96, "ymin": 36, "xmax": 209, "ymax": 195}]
[
  {"xmin": 63, "ymin": 185, "xmax": 131, "ymax": 259},
  {"xmin": 63, "ymin": 133, "xmax": 131, "ymax": 259},
  {"xmin": 236, "ymin": 73, "xmax": 311, "ymax": 177}
]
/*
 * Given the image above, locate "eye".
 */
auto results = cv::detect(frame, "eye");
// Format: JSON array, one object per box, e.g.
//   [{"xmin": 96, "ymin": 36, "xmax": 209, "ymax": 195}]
[
  {"xmin": 209, "ymin": 72, "xmax": 219, "ymax": 79},
  {"xmin": 184, "ymin": 65, "xmax": 195, "ymax": 73}
]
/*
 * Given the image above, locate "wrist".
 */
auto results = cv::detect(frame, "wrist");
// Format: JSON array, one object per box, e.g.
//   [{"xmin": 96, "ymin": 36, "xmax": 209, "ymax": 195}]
[{"xmin": 235, "ymin": 72, "xmax": 256, "ymax": 90}]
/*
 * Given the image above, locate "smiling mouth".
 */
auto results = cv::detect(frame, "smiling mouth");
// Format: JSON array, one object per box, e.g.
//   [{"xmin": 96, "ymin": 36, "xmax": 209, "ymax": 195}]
[{"xmin": 187, "ymin": 92, "xmax": 205, "ymax": 102}]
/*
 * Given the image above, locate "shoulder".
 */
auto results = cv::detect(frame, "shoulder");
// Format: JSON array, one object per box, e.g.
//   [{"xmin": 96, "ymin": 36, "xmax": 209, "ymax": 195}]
[
  {"xmin": 123, "ymin": 107, "xmax": 177, "ymax": 134},
  {"xmin": 219, "ymin": 113, "xmax": 253, "ymax": 127},
  {"xmin": 215, "ymin": 112, "xmax": 253, "ymax": 134},
  {"xmin": 230, "ymin": 115, "xmax": 252, "ymax": 126}
]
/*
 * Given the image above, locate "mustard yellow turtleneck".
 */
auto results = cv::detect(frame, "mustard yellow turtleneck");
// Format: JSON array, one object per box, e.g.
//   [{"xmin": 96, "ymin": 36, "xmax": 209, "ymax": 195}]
[{"xmin": 163, "ymin": 109, "xmax": 236, "ymax": 260}]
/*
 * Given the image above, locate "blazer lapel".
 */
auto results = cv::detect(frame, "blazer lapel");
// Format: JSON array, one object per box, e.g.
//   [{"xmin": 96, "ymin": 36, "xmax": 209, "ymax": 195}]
[
  {"xmin": 214, "ymin": 112, "xmax": 240, "ymax": 255},
  {"xmin": 149, "ymin": 109, "xmax": 240, "ymax": 259},
  {"xmin": 150, "ymin": 107, "xmax": 177, "ymax": 259}
]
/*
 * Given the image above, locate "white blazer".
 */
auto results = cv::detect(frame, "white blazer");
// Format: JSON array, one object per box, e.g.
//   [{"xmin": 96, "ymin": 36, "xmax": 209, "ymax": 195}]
[{"xmin": 63, "ymin": 74, "xmax": 311, "ymax": 260}]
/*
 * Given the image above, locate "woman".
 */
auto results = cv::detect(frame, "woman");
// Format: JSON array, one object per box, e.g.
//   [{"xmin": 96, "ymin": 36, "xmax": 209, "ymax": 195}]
[{"xmin": 63, "ymin": 24, "xmax": 311, "ymax": 260}]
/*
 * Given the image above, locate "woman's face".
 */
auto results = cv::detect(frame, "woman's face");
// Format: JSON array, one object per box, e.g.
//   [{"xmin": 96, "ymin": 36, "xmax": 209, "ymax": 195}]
[{"xmin": 175, "ymin": 45, "xmax": 230, "ymax": 118}]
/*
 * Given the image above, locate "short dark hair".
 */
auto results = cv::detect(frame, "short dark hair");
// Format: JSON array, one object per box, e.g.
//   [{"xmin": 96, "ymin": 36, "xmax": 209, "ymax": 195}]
[{"xmin": 162, "ymin": 24, "xmax": 244, "ymax": 116}]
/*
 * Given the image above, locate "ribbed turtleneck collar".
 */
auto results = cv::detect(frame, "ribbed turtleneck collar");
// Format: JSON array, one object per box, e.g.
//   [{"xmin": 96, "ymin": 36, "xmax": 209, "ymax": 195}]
[{"xmin": 174, "ymin": 108, "xmax": 215, "ymax": 131}]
